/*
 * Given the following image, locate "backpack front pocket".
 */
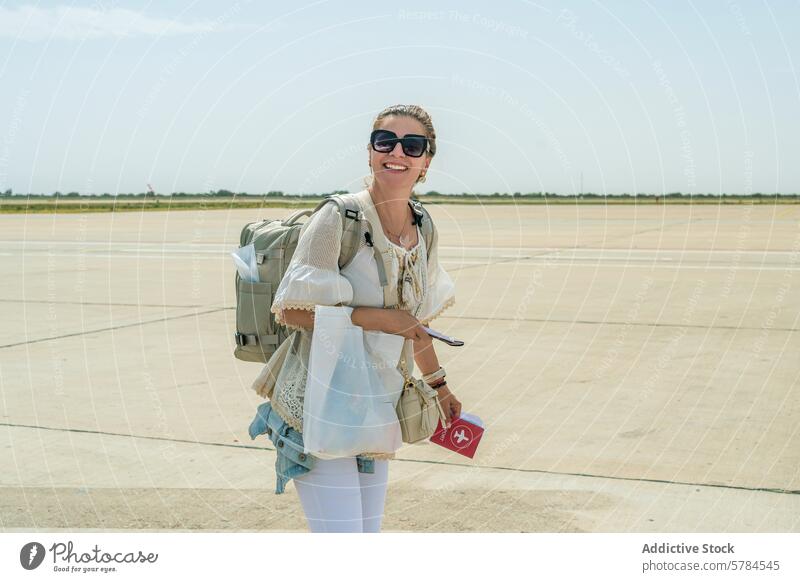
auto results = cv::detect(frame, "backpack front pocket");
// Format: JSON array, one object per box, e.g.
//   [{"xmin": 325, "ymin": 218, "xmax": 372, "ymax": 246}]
[{"xmin": 234, "ymin": 278, "xmax": 279, "ymax": 363}]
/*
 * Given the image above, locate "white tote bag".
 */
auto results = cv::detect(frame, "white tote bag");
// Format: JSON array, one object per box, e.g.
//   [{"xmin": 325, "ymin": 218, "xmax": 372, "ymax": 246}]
[{"xmin": 303, "ymin": 305, "xmax": 404, "ymax": 459}]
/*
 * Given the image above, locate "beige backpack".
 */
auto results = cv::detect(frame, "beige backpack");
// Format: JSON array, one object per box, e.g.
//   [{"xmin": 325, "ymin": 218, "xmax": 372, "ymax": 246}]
[{"xmin": 233, "ymin": 193, "xmax": 436, "ymax": 363}]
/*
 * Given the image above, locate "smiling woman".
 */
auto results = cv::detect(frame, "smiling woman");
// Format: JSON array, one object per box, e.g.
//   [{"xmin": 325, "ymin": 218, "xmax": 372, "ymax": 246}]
[{"xmin": 251, "ymin": 104, "xmax": 460, "ymax": 533}]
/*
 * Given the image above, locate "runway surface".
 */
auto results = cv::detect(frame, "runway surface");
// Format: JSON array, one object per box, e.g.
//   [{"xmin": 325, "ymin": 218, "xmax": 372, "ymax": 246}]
[{"xmin": 1, "ymin": 203, "xmax": 798, "ymax": 532}]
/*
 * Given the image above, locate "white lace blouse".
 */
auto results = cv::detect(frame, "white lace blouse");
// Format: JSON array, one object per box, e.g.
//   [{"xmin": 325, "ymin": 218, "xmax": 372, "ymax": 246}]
[{"xmin": 267, "ymin": 188, "xmax": 456, "ymax": 459}]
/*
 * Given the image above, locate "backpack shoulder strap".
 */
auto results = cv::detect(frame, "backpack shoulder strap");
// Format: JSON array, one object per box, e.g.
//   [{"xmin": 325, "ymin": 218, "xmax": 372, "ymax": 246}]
[
  {"xmin": 409, "ymin": 199, "xmax": 436, "ymax": 262},
  {"xmin": 312, "ymin": 195, "xmax": 362, "ymax": 270}
]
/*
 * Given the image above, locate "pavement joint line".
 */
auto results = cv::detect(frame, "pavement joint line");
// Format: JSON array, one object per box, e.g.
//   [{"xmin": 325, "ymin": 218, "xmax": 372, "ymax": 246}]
[
  {"xmin": 4, "ymin": 306, "xmax": 795, "ymax": 350},
  {"xmin": 0, "ymin": 299, "xmax": 203, "ymax": 308},
  {"xmin": 449, "ymin": 256, "xmax": 531, "ymax": 272},
  {"xmin": 450, "ymin": 261, "xmax": 800, "ymax": 272},
  {"xmin": 439, "ymin": 246, "xmax": 800, "ymax": 254},
  {"xmin": 0, "ymin": 307, "xmax": 228, "ymax": 349},
  {"xmin": 2, "ymin": 421, "xmax": 797, "ymax": 497},
  {"xmin": 445, "ymin": 315, "xmax": 800, "ymax": 333},
  {"xmin": 6, "ymin": 241, "xmax": 799, "ymax": 254}
]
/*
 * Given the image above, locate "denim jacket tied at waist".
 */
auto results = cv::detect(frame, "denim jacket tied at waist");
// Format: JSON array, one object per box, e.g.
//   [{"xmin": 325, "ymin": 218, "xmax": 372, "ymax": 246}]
[{"xmin": 248, "ymin": 401, "xmax": 375, "ymax": 494}]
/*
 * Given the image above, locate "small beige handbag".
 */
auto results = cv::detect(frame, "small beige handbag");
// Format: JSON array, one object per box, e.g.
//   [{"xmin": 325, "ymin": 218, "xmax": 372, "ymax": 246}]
[{"xmin": 395, "ymin": 354, "xmax": 447, "ymax": 444}]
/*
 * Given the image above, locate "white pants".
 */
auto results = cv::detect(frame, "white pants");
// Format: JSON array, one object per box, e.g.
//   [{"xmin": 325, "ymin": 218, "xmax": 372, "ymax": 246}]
[{"xmin": 293, "ymin": 457, "xmax": 389, "ymax": 533}]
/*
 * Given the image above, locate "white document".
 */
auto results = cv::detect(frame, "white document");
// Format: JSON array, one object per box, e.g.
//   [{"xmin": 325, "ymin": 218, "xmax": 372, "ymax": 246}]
[
  {"xmin": 230, "ymin": 243, "xmax": 259, "ymax": 282},
  {"xmin": 457, "ymin": 412, "xmax": 484, "ymax": 428}
]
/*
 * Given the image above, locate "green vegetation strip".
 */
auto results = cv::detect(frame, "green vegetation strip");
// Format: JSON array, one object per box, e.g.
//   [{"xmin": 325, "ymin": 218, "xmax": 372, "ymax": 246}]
[
  {"xmin": 2, "ymin": 196, "xmax": 798, "ymax": 213},
  {"xmin": 0, "ymin": 200, "xmax": 307, "ymax": 214}
]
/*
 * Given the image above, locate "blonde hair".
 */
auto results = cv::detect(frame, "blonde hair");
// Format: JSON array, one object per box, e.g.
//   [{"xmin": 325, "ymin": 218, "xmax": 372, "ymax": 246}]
[{"xmin": 365, "ymin": 104, "xmax": 437, "ymax": 189}]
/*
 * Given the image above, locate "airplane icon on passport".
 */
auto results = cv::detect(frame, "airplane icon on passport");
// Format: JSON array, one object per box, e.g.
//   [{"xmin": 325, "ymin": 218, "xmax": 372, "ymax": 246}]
[{"xmin": 430, "ymin": 413, "xmax": 485, "ymax": 459}]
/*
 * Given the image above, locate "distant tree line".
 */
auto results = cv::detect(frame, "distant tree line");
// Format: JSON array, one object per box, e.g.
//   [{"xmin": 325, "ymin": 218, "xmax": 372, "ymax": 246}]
[
  {"xmin": 1, "ymin": 188, "xmax": 797, "ymax": 199},
  {"xmin": 423, "ymin": 191, "xmax": 799, "ymax": 198}
]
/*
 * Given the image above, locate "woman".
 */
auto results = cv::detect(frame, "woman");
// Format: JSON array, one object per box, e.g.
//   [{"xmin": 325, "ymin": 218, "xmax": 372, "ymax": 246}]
[{"xmin": 266, "ymin": 104, "xmax": 460, "ymax": 532}]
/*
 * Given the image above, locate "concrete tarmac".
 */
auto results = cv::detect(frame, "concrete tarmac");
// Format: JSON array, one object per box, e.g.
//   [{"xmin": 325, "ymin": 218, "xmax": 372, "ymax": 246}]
[{"xmin": 1, "ymin": 203, "xmax": 798, "ymax": 532}]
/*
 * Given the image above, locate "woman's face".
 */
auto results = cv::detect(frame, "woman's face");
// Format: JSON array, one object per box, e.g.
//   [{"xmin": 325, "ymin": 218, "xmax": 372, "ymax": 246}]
[{"xmin": 368, "ymin": 115, "xmax": 431, "ymax": 189}]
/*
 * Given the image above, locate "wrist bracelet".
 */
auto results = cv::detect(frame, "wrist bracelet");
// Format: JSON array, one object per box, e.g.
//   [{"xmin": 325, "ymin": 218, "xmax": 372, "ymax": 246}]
[
  {"xmin": 422, "ymin": 366, "xmax": 446, "ymax": 384},
  {"xmin": 429, "ymin": 380, "xmax": 447, "ymax": 390}
]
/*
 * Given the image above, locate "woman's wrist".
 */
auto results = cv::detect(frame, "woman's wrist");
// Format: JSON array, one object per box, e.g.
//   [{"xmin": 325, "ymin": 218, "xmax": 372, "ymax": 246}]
[{"xmin": 422, "ymin": 366, "xmax": 447, "ymax": 385}]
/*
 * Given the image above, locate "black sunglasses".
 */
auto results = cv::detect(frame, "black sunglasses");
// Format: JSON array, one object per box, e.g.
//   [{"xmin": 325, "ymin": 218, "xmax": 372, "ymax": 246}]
[{"xmin": 370, "ymin": 129, "xmax": 429, "ymax": 158}]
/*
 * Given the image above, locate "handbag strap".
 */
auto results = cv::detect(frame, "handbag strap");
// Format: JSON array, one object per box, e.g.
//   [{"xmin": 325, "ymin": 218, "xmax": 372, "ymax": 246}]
[{"xmin": 398, "ymin": 350, "xmax": 411, "ymax": 382}]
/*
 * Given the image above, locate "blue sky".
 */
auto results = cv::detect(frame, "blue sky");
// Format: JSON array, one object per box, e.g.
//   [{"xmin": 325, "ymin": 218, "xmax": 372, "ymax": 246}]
[{"xmin": 0, "ymin": 0, "xmax": 798, "ymax": 195}]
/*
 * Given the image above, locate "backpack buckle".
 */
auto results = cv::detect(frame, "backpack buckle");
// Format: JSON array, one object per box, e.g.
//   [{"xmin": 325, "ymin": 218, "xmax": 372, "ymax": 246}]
[
  {"xmin": 344, "ymin": 208, "xmax": 360, "ymax": 220},
  {"xmin": 235, "ymin": 332, "xmax": 259, "ymax": 347},
  {"xmin": 409, "ymin": 201, "xmax": 424, "ymax": 226}
]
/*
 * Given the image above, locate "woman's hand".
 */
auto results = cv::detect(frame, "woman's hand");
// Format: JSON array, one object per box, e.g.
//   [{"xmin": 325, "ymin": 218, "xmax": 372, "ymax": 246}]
[{"xmin": 435, "ymin": 384, "xmax": 462, "ymax": 428}]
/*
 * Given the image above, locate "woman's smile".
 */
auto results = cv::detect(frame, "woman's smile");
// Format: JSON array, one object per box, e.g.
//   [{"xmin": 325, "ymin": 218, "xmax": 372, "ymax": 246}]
[{"xmin": 383, "ymin": 161, "xmax": 409, "ymax": 173}]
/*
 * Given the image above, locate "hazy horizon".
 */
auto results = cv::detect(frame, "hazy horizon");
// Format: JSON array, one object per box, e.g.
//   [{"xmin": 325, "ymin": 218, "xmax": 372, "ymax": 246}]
[
  {"xmin": 1, "ymin": 1, "xmax": 798, "ymax": 195},
  {"xmin": 7, "ymin": 190, "xmax": 799, "ymax": 198}
]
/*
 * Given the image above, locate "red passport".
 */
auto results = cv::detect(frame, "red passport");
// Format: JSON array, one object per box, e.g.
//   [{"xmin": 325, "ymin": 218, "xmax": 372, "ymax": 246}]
[{"xmin": 429, "ymin": 412, "xmax": 485, "ymax": 458}]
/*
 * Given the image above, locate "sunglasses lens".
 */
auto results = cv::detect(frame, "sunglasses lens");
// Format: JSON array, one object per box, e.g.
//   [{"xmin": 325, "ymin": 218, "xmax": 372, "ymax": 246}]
[
  {"xmin": 402, "ymin": 136, "xmax": 427, "ymax": 157},
  {"xmin": 371, "ymin": 130, "xmax": 428, "ymax": 157},
  {"xmin": 371, "ymin": 130, "xmax": 396, "ymax": 152}
]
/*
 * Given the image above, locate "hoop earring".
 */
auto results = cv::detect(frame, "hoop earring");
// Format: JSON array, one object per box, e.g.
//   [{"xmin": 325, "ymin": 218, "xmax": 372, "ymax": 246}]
[{"xmin": 417, "ymin": 172, "xmax": 427, "ymax": 184}]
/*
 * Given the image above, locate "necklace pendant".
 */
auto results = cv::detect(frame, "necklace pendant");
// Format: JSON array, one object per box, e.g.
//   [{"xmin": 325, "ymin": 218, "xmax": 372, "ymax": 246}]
[{"xmin": 398, "ymin": 231, "xmax": 411, "ymax": 249}]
